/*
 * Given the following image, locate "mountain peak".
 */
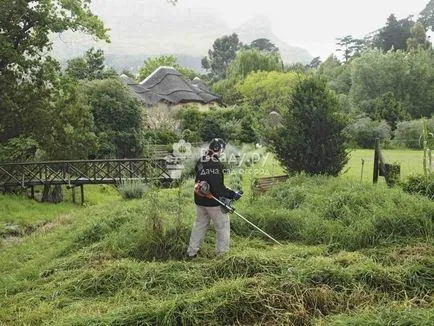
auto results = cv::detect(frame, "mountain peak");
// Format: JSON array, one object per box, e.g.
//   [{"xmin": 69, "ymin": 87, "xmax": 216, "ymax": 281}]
[{"xmin": 234, "ymin": 15, "xmax": 312, "ymax": 64}]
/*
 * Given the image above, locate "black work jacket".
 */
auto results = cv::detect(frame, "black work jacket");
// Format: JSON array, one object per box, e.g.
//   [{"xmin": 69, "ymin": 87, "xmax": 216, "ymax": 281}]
[{"xmin": 194, "ymin": 151, "xmax": 236, "ymax": 206}]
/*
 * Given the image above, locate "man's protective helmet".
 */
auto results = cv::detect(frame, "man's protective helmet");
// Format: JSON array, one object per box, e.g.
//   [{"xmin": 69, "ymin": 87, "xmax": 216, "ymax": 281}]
[{"xmin": 208, "ymin": 138, "xmax": 226, "ymax": 152}]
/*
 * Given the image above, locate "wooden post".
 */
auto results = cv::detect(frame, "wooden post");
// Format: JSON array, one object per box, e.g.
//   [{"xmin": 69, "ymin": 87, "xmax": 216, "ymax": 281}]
[
  {"xmin": 373, "ymin": 138, "xmax": 379, "ymax": 184},
  {"xmin": 80, "ymin": 184, "xmax": 84, "ymax": 205},
  {"xmin": 31, "ymin": 186, "xmax": 34, "ymax": 199},
  {"xmin": 118, "ymin": 161, "xmax": 122, "ymax": 184}
]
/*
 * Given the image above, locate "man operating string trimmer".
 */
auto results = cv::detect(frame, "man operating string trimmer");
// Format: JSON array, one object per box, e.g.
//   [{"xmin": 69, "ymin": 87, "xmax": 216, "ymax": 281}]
[
  {"xmin": 186, "ymin": 138, "xmax": 281, "ymax": 259},
  {"xmin": 186, "ymin": 138, "xmax": 241, "ymax": 258}
]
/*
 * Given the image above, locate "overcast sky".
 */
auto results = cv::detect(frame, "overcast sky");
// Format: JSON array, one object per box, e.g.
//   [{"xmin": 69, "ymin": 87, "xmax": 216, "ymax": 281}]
[{"xmin": 175, "ymin": 0, "xmax": 430, "ymax": 59}]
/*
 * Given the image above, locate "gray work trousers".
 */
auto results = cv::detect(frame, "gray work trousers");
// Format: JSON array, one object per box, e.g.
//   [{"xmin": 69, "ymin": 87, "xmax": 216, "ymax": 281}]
[{"xmin": 187, "ymin": 205, "xmax": 230, "ymax": 256}]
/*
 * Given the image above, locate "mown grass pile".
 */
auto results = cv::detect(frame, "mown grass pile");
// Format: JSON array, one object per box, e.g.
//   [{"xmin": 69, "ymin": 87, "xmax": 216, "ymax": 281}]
[{"xmin": 0, "ymin": 174, "xmax": 433, "ymax": 325}]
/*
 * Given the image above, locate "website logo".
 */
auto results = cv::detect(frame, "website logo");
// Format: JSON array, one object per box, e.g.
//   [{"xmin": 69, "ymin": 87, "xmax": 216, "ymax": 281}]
[{"xmin": 172, "ymin": 139, "xmax": 192, "ymax": 161}]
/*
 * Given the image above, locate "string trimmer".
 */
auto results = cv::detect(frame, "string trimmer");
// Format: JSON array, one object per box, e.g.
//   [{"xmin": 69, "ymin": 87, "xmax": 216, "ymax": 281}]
[{"xmin": 194, "ymin": 181, "xmax": 282, "ymax": 245}]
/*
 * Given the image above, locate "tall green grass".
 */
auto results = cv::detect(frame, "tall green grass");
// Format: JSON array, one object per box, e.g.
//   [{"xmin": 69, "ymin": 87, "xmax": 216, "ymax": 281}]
[
  {"xmin": 1, "ymin": 157, "xmax": 433, "ymax": 325},
  {"xmin": 234, "ymin": 174, "xmax": 434, "ymax": 250}
]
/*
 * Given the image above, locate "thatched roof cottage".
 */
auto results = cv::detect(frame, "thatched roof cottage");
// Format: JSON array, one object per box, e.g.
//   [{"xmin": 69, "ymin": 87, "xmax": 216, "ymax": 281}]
[{"xmin": 121, "ymin": 66, "xmax": 221, "ymax": 110}]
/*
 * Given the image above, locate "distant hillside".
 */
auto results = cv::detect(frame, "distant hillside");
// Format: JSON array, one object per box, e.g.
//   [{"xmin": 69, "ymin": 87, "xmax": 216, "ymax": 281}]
[
  {"xmin": 52, "ymin": 0, "xmax": 312, "ymax": 72},
  {"xmin": 236, "ymin": 15, "xmax": 312, "ymax": 64}
]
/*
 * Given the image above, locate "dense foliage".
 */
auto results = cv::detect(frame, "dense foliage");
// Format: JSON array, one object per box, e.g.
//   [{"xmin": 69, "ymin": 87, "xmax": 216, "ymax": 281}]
[
  {"xmin": 84, "ymin": 79, "xmax": 145, "ymax": 158},
  {"xmin": 0, "ymin": 0, "xmax": 108, "ymax": 161},
  {"xmin": 179, "ymin": 105, "xmax": 258, "ymax": 144},
  {"xmin": 212, "ymin": 49, "xmax": 285, "ymax": 105},
  {"xmin": 344, "ymin": 116, "xmax": 392, "ymax": 148},
  {"xmin": 236, "ymin": 70, "xmax": 300, "ymax": 114}
]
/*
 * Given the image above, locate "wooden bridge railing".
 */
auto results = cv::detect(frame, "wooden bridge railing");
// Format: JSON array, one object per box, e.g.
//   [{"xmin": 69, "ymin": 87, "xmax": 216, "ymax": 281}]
[{"xmin": 0, "ymin": 158, "xmax": 171, "ymax": 190}]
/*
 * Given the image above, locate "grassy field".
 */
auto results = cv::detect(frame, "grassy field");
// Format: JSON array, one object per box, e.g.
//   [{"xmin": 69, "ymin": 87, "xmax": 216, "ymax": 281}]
[
  {"xmin": 343, "ymin": 149, "xmax": 427, "ymax": 183},
  {"xmin": 0, "ymin": 149, "xmax": 433, "ymax": 325},
  {"xmin": 252, "ymin": 148, "xmax": 427, "ymax": 184}
]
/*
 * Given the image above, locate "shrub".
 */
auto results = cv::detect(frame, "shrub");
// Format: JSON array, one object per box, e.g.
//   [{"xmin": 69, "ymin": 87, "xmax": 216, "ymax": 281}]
[
  {"xmin": 267, "ymin": 75, "xmax": 348, "ymax": 176},
  {"xmin": 400, "ymin": 173, "xmax": 434, "ymax": 199},
  {"xmin": 143, "ymin": 123, "xmax": 179, "ymax": 145},
  {"xmin": 344, "ymin": 116, "xmax": 391, "ymax": 148}
]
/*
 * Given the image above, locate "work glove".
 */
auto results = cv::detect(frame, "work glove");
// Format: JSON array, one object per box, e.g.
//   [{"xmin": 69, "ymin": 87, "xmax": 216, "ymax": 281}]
[{"xmin": 233, "ymin": 192, "xmax": 242, "ymax": 201}]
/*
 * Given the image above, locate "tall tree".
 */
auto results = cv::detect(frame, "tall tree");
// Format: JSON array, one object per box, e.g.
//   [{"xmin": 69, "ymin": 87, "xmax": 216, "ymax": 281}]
[
  {"xmin": 372, "ymin": 14, "xmax": 414, "ymax": 51},
  {"xmin": 0, "ymin": 0, "xmax": 108, "ymax": 77},
  {"xmin": 212, "ymin": 49, "xmax": 283, "ymax": 105},
  {"xmin": 0, "ymin": 66, "xmax": 98, "ymax": 161},
  {"xmin": 227, "ymin": 49, "xmax": 283, "ymax": 80},
  {"xmin": 40, "ymin": 76, "xmax": 98, "ymax": 160},
  {"xmin": 406, "ymin": 22, "xmax": 432, "ymax": 50},
  {"xmin": 419, "ymin": 0, "xmax": 434, "ymax": 31},
  {"xmin": 306, "ymin": 56, "xmax": 322, "ymax": 69},
  {"xmin": 0, "ymin": 0, "xmax": 109, "ymax": 160},
  {"xmin": 318, "ymin": 55, "xmax": 352, "ymax": 94},
  {"xmin": 236, "ymin": 70, "xmax": 299, "ymax": 114},
  {"xmin": 336, "ymin": 35, "xmax": 366, "ymax": 62},
  {"xmin": 249, "ymin": 38, "xmax": 279, "ymax": 54},
  {"xmin": 65, "ymin": 48, "xmax": 117, "ymax": 80},
  {"xmin": 349, "ymin": 48, "xmax": 434, "ymax": 118},
  {"xmin": 201, "ymin": 33, "xmax": 242, "ymax": 80}
]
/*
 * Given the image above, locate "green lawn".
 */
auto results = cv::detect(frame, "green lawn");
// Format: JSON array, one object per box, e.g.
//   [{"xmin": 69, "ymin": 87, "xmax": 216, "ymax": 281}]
[
  {"xmin": 252, "ymin": 148, "xmax": 427, "ymax": 184},
  {"xmin": 343, "ymin": 149, "xmax": 426, "ymax": 183}
]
